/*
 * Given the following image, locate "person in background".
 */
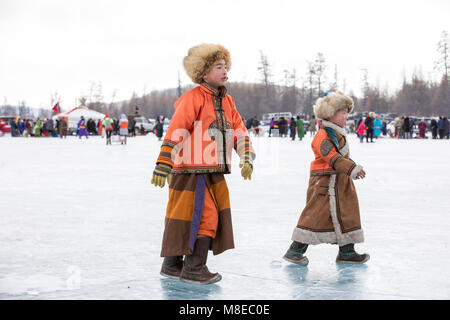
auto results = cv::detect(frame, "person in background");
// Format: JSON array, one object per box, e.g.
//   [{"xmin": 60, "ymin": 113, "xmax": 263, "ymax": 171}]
[
  {"xmin": 398, "ymin": 117, "xmax": 405, "ymax": 139},
  {"xmin": 309, "ymin": 116, "xmax": 317, "ymax": 137},
  {"xmin": 119, "ymin": 113, "xmax": 129, "ymax": 145},
  {"xmin": 364, "ymin": 112, "xmax": 375, "ymax": 142},
  {"xmin": 155, "ymin": 116, "xmax": 164, "ymax": 141},
  {"xmin": 140, "ymin": 124, "xmax": 146, "ymax": 136},
  {"xmin": 430, "ymin": 118, "xmax": 438, "ymax": 139},
  {"xmin": 34, "ymin": 118, "xmax": 42, "ymax": 137},
  {"xmin": 251, "ymin": 116, "xmax": 260, "ymax": 136},
  {"xmin": 19, "ymin": 118, "xmax": 25, "ymax": 136},
  {"xmin": 10, "ymin": 118, "xmax": 19, "ymax": 137},
  {"xmin": 87, "ymin": 118, "xmax": 96, "ymax": 135},
  {"xmin": 102, "ymin": 114, "xmax": 114, "ymax": 145},
  {"xmin": 26, "ymin": 119, "xmax": 32, "ymax": 137},
  {"xmin": 129, "ymin": 116, "xmax": 136, "ymax": 137},
  {"xmin": 444, "ymin": 117, "xmax": 450, "ymax": 139},
  {"xmin": 348, "ymin": 120, "xmax": 355, "ymax": 134},
  {"xmin": 0, "ymin": 119, "xmax": 5, "ymax": 136},
  {"xmin": 97, "ymin": 119, "xmax": 103, "ymax": 137},
  {"xmin": 418, "ymin": 118, "xmax": 427, "ymax": 139},
  {"xmin": 437, "ymin": 116, "xmax": 445, "ymax": 139},
  {"xmin": 59, "ymin": 117, "xmax": 68, "ymax": 139},
  {"xmin": 403, "ymin": 116, "xmax": 411, "ymax": 139},
  {"xmin": 289, "ymin": 117, "xmax": 297, "ymax": 141},
  {"xmin": 269, "ymin": 117, "xmax": 275, "ymax": 137},
  {"xmin": 357, "ymin": 117, "xmax": 366, "ymax": 143},
  {"xmin": 296, "ymin": 115, "xmax": 305, "ymax": 141},
  {"xmin": 373, "ymin": 115, "xmax": 382, "ymax": 139},
  {"xmin": 381, "ymin": 120, "xmax": 387, "ymax": 136},
  {"xmin": 279, "ymin": 117, "xmax": 288, "ymax": 137},
  {"xmin": 77, "ymin": 116, "xmax": 89, "ymax": 139}
]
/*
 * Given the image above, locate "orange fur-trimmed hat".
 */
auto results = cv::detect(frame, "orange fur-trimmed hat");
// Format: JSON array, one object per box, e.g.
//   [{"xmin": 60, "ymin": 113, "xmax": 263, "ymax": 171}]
[{"xmin": 183, "ymin": 44, "xmax": 231, "ymax": 84}]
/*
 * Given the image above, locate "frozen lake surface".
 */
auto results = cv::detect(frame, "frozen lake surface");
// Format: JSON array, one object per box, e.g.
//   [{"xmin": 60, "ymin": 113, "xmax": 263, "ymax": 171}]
[{"xmin": 1, "ymin": 133, "xmax": 450, "ymax": 299}]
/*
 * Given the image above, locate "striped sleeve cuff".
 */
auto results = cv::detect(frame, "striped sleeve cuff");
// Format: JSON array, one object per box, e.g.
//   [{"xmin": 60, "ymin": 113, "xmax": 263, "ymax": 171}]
[
  {"xmin": 156, "ymin": 140, "xmax": 176, "ymax": 167},
  {"xmin": 235, "ymin": 136, "xmax": 256, "ymax": 162}
]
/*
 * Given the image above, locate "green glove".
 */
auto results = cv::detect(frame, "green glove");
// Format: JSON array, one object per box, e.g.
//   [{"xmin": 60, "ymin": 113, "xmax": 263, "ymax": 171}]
[
  {"xmin": 239, "ymin": 156, "xmax": 253, "ymax": 181},
  {"xmin": 151, "ymin": 163, "xmax": 172, "ymax": 188}
]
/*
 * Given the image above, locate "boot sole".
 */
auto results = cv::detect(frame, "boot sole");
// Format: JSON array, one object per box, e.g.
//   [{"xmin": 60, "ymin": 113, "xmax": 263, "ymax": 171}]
[
  {"xmin": 282, "ymin": 255, "xmax": 309, "ymax": 266},
  {"xmin": 160, "ymin": 271, "xmax": 181, "ymax": 280},
  {"xmin": 336, "ymin": 254, "xmax": 370, "ymax": 264},
  {"xmin": 180, "ymin": 273, "xmax": 222, "ymax": 285}
]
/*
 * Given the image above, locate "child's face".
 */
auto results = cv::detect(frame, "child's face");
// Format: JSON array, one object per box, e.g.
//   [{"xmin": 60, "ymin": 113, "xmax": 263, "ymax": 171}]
[
  {"xmin": 203, "ymin": 59, "xmax": 228, "ymax": 88},
  {"xmin": 329, "ymin": 110, "xmax": 348, "ymax": 127}
]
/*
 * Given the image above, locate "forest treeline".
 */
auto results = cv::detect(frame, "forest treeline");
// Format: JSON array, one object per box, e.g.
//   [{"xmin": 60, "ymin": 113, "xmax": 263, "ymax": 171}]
[{"xmin": 2, "ymin": 31, "xmax": 449, "ymax": 120}]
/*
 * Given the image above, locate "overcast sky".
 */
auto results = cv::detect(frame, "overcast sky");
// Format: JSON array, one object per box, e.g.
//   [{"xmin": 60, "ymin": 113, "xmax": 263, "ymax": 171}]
[{"xmin": 1, "ymin": 0, "xmax": 449, "ymax": 110}]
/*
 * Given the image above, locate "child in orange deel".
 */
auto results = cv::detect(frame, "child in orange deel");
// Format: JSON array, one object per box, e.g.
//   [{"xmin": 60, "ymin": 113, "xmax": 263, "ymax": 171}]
[
  {"xmin": 283, "ymin": 91, "xmax": 369, "ymax": 265},
  {"xmin": 151, "ymin": 44, "xmax": 255, "ymax": 284}
]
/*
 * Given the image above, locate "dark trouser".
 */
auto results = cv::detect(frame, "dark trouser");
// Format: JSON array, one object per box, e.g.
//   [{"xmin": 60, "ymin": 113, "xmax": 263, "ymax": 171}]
[
  {"xmin": 106, "ymin": 130, "xmax": 112, "ymax": 144},
  {"xmin": 438, "ymin": 129, "xmax": 445, "ymax": 139},
  {"xmin": 366, "ymin": 129, "xmax": 374, "ymax": 142}
]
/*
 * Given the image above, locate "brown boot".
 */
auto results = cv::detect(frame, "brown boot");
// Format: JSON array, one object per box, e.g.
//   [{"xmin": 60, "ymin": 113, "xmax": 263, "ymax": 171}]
[
  {"xmin": 336, "ymin": 243, "xmax": 370, "ymax": 264},
  {"xmin": 180, "ymin": 236, "xmax": 222, "ymax": 284},
  {"xmin": 160, "ymin": 256, "xmax": 183, "ymax": 279},
  {"xmin": 283, "ymin": 241, "xmax": 309, "ymax": 265}
]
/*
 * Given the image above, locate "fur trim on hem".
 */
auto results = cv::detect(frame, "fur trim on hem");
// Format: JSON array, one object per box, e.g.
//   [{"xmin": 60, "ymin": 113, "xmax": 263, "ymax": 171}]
[
  {"xmin": 291, "ymin": 227, "xmax": 338, "ymax": 245},
  {"xmin": 292, "ymin": 174, "xmax": 365, "ymax": 246},
  {"xmin": 291, "ymin": 227, "xmax": 364, "ymax": 246}
]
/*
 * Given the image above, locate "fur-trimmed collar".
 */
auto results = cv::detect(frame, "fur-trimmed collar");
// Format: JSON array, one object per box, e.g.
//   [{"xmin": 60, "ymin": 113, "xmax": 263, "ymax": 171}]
[{"xmin": 321, "ymin": 120, "xmax": 347, "ymax": 136}]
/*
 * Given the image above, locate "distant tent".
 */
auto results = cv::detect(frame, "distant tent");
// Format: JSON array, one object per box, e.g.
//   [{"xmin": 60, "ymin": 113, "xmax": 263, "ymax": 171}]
[{"xmin": 52, "ymin": 106, "xmax": 105, "ymax": 131}]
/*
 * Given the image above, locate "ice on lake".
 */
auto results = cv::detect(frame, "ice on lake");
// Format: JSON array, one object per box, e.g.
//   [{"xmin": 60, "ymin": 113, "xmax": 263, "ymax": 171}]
[{"xmin": 1, "ymin": 132, "xmax": 450, "ymax": 299}]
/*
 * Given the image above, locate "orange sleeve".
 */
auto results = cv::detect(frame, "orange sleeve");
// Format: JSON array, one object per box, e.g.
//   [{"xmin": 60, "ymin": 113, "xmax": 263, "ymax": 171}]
[
  {"xmin": 156, "ymin": 91, "xmax": 200, "ymax": 167},
  {"xmin": 228, "ymin": 96, "xmax": 256, "ymax": 163},
  {"xmin": 313, "ymin": 134, "xmax": 357, "ymax": 176}
]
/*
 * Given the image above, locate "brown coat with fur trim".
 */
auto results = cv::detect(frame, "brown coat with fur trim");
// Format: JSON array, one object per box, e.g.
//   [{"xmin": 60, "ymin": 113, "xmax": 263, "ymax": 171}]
[{"xmin": 291, "ymin": 122, "xmax": 364, "ymax": 246}]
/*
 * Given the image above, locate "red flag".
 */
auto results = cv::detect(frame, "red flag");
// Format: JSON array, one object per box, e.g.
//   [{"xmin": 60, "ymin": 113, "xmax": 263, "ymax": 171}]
[{"xmin": 52, "ymin": 102, "xmax": 61, "ymax": 114}]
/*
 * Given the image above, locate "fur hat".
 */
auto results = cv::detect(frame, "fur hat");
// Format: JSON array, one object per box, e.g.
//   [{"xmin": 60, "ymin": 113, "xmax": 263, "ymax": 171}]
[
  {"xmin": 183, "ymin": 44, "xmax": 231, "ymax": 84},
  {"xmin": 313, "ymin": 91, "xmax": 354, "ymax": 120}
]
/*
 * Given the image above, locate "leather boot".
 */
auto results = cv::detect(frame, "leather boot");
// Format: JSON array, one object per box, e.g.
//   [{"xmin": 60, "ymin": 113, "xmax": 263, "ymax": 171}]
[
  {"xmin": 180, "ymin": 236, "xmax": 222, "ymax": 284},
  {"xmin": 160, "ymin": 256, "xmax": 183, "ymax": 279},
  {"xmin": 336, "ymin": 243, "xmax": 370, "ymax": 264},
  {"xmin": 283, "ymin": 241, "xmax": 309, "ymax": 265}
]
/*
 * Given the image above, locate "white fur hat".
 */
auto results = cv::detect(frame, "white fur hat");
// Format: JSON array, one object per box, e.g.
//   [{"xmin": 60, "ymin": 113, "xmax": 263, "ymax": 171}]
[{"xmin": 313, "ymin": 91, "xmax": 354, "ymax": 120}]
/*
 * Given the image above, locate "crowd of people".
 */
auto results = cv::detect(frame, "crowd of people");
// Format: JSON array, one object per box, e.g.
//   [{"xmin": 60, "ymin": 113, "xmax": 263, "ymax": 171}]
[
  {"xmin": 240, "ymin": 112, "xmax": 450, "ymax": 142},
  {"xmin": 2, "ymin": 112, "xmax": 449, "ymax": 143},
  {"xmin": 244, "ymin": 115, "xmax": 317, "ymax": 140},
  {"xmin": 351, "ymin": 112, "xmax": 450, "ymax": 142},
  {"xmin": 0, "ymin": 117, "xmax": 59, "ymax": 138},
  {"xmin": 0, "ymin": 114, "xmax": 168, "ymax": 145}
]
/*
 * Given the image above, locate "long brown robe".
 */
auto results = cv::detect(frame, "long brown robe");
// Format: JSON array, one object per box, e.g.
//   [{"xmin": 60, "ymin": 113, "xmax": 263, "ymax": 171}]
[{"xmin": 292, "ymin": 120, "xmax": 364, "ymax": 246}]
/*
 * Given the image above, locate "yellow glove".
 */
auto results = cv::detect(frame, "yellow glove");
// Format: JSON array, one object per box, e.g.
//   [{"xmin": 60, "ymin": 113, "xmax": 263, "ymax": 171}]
[
  {"xmin": 151, "ymin": 163, "xmax": 172, "ymax": 188},
  {"xmin": 239, "ymin": 157, "xmax": 253, "ymax": 181}
]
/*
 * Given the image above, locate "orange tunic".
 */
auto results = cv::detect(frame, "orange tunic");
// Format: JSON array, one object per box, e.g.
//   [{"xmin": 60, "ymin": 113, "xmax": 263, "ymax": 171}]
[
  {"xmin": 158, "ymin": 82, "xmax": 255, "ymax": 256},
  {"xmin": 156, "ymin": 82, "xmax": 255, "ymax": 174}
]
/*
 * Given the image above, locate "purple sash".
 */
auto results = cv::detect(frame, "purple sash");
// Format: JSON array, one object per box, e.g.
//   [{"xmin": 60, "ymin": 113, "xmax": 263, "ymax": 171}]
[{"xmin": 189, "ymin": 175, "xmax": 206, "ymax": 252}]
